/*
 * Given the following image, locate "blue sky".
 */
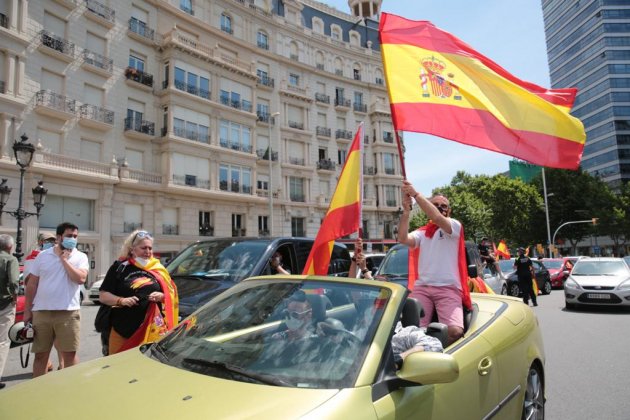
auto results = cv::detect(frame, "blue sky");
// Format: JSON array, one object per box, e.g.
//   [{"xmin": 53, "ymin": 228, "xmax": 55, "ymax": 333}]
[{"xmin": 322, "ymin": 0, "xmax": 551, "ymax": 195}]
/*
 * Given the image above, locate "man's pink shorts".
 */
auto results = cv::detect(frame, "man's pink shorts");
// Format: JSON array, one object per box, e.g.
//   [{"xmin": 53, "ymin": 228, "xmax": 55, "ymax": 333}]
[{"xmin": 410, "ymin": 284, "xmax": 464, "ymax": 329}]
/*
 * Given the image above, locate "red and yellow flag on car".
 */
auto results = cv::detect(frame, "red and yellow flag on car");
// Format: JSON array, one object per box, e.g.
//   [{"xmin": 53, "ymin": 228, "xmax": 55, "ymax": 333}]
[
  {"xmin": 378, "ymin": 13, "xmax": 586, "ymax": 170},
  {"xmin": 303, "ymin": 125, "xmax": 363, "ymax": 275}
]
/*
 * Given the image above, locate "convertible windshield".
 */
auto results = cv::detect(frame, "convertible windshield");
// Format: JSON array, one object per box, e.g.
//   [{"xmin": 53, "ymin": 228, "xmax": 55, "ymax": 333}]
[
  {"xmin": 378, "ymin": 246, "xmax": 408, "ymax": 276},
  {"xmin": 167, "ymin": 239, "xmax": 270, "ymax": 281},
  {"xmin": 543, "ymin": 260, "xmax": 563, "ymax": 269},
  {"xmin": 571, "ymin": 261, "xmax": 629, "ymax": 276},
  {"xmin": 152, "ymin": 280, "xmax": 392, "ymax": 389}
]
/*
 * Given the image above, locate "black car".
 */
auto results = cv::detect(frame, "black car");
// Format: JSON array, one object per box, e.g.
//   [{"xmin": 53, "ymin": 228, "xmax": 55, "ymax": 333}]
[
  {"xmin": 167, "ymin": 237, "xmax": 352, "ymax": 318},
  {"xmin": 506, "ymin": 259, "xmax": 552, "ymax": 297}
]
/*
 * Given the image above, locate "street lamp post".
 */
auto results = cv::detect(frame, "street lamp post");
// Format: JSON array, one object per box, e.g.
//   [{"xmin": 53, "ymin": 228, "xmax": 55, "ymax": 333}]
[
  {"xmin": 551, "ymin": 218, "xmax": 598, "ymax": 257},
  {"xmin": 542, "ymin": 168, "xmax": 553, "ymax": 258},
  {"xmin": 268, "ymin": 112, "xmax": 280, "ymax": 237},
  {"xmin": 0, "ymin": 134, "xmax": 48, "ymax": 262}
]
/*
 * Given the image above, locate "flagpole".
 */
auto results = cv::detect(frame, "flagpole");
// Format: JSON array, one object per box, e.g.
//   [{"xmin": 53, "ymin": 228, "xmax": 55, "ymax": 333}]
[
  {"xmin": 542, "ymin": 167, "xmax": 553, "ymax": 257},
  {"xmin": 358, "ymin": 122, "xmax": 364, "ymax": 238}
]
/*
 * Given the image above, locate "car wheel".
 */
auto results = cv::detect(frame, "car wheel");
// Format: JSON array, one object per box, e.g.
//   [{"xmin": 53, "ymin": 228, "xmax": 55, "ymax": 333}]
[
  {"xmin": 542, "ymin": 280, "xmax": 552, "ymax": 295},
  {"xmin": 522, "ymin": 364, "xmax": 544, "ymax": 420},
  {"xmin": 509, "ymin": 283, "xmax": 520, "ymax": 297},
  {"xmin": 501, "ymin": 284, "xmax": 508, "ymax": 295}
]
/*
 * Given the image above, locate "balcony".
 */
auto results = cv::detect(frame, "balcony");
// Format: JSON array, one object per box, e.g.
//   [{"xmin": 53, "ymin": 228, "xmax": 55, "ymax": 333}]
[
  {"xmin": 256, "ymin": 148, "xmax": 278, "ymax": 161},
  {"xmin": 364, "ymin": 166, "xmax": 376, "ymax": 175},
  {"xmin": 383, "ymin": 132, "xmax": 394, "ymax": 143},
  {"xmin": 334, "ymin": 97, "xmax": 351, "ymax": 109},
  {"xmin": 288, "ymin": 121, "xmax": 304, "ymax": 130},
  {"xmin": 219, "ymin": 139, "xmax": 252, "ymax": 153},
  {"xmin": 256, "ymin": 112, "xmax": 275, "ymax": 124},
  {"xmin": 288, "ymin": 157, "xmax": 305, "ymax": 166},
  {"xmin": 232, "ymin": 228, "xmax": 247, "ymax": 237},
  {"xmin": 257, "ymin": 40, "xmax": 269, "ymax": 50},
  {"xmin": 172, "ymin": 174, "xmax": 210, "ymax": 190},
  {"xmin": 34, "ymin": 90, "xmax": 76, "ymax": 120},
  {"xmin": 384, "ymin": 168, "xmax": 396, "ymax": 175},
  {"xmin": 259, "ymin": 229, "xmax": 270, "ymax": 237},
  {"xmin": 316, "ymin": 127, "xmax": 331, "ymax": 138},
  {"xmin": 375, "ymin": 78, "xmax": 384, "ymax": 85},
  {"xmin": 335, "ymin": 129, "xmax": 353, "ymax": 140},
  {"xmin": 199, "ymin": 224, "xmax": 214, "ymax": 236},
  {"xmin": 0, "ymin": 81, "xmax": 4, "ymax": 94},
  {"xmin": 124, "ymin": 117, "xmax": 155, "ymax": 140},
  {"xmin": 123, "ymin": 222, "xmax": 142, "ymax": 233},
  {"xmin": 353, "ymin": 103, "xmax": 367, "ymax": 113},
  {"xmin": 257, "ymin": 76, "xmax": 274, "ymax": 91},
  {"xmin": 128, "ymin": 18, "xmax": 156, "ymax": 44},
  {"xmin": 386, "ymin": 200, "xmax": 397, "ymax": 207},
  {"xmin": 317, "ymin": 159, "xmax": 336, "ymax": 171},
  {"xmin": 316, "ymin": 63, "xmax": 324, "ymax": 70},
  {"xmin": 174, "ymin": 80, "xmax": 211, "ymax": 100},
  {"xmin": 0, "ymin": 12, "xmax": 8, "ymax": 29},
  {"xmin": 162, "ymin": 224, "xmax": 179, "ymax": 235},
  {"xmin": 84, "ymin": 0, "xmax": 115, "ymax": 28},
  {"xmin": 79, "ymin": 104, "xmax": 114, "ymax": 130},
  {"xmin": 335, "ymin": 69, "xmax": 343, "ymax": 77},
  {"xmin": 173, "ymin": 126, "xmax": 209, "ymax": 144},
  {"xmin": 290, "ymin": 193, "xmax": 306, "ymax": 203},
  {"xmin": 219, "ymin": 95, "xmax": 252, "ymax": 112},
  {"xmin": 221, "ymin": 24, "xmax": 233, "ymax": 34},
  {"xmin": 249, "ymin": 2, "xmax": 272, "ymax": 17},
  {"xmin": 290, "ymin": 54, "xmax": 298, "ymax": 61},
  {"xmin": 81, "ymin": 50, "xmax": 113, "ymax": 77},
  {"xmin": 39, "ymin": 31, "xmax": 75, "ymax": 62},
  {"xmin": 180, "ymin": 5, "xmax": 194, "ymax": 15},
  {"xmin": 315, "ymin": 93, "xmax": 330, "ymax": 104},
  {"xmin": 125, "ymin": 67, "xmax": 154, "ymax": 91}
]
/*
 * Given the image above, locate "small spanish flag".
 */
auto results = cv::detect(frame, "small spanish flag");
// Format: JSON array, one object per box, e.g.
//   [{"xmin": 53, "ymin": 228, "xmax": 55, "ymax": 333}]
[
  {"xmin": 496, "ymin": 240, "xmax": 511, "ymax": 260},
  {"xmin": 379, "ymin": 13, "xmax": 586, "ymax": 170}
]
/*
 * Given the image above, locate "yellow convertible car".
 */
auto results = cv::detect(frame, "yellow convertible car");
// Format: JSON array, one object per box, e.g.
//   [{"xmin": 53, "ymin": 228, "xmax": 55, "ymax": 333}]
[{"xmin": 0, "ymin": 276, "xmax": 545, "ymax": 419}]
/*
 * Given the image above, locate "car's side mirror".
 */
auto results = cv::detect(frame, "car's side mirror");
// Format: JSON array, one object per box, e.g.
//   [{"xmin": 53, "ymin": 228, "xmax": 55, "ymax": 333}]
[
  {"xmin": 468, "ymin": 264, "xmax": 478, "ymax": 278},
  {"xmin": 398, "ymin": 352, "xmax": 459, "ymax": 385}
]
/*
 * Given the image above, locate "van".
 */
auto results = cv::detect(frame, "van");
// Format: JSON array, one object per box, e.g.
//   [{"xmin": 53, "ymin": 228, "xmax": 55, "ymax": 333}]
[{"xmin": 167, "ymin": 237, "xmax": 352, "ymax": 318}]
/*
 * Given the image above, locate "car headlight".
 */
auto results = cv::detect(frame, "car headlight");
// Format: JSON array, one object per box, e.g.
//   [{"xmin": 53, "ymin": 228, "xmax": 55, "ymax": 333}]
[
  {"xmin": 564, "ymin": 278, "xmax": 581, "ymax": 289},
  {"xmin": 618, "ymin": 279, "xmax": 630, "ymax": 290}
]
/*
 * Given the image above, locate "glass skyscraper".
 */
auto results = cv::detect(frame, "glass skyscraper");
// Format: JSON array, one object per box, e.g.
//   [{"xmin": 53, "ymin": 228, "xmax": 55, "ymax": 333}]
[{"xmin": 542, "ymin": 0, "xmax": 630, "ymax": 188}]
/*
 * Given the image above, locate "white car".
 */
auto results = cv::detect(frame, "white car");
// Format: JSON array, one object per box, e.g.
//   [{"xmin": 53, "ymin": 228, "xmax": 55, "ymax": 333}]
[
  {"xmin": 564, "ymin": 257, "xmax": 630, "ymax": 310},
  {"xmin": 89, "ymin": 279, "xmax": 103, "ymax": 304}
]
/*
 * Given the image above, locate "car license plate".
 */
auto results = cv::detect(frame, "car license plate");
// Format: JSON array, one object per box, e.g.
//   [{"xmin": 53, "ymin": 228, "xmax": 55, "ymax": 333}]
[{"xmin": 587, "ymin": 293, "xmax": 611, "ymax": 299}]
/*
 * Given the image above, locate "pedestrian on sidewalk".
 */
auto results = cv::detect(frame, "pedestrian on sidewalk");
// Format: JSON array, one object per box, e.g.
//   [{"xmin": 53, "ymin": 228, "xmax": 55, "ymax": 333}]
[{"xmin": 0, "ymin": 234, "xmax": 19, "ymax": 389}]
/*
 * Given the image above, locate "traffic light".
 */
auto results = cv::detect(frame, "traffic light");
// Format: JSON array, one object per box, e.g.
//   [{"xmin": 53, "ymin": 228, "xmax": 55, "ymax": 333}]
[{"xmin": 592, "ymin": 218, "xmax": 599, "ymax": 225}]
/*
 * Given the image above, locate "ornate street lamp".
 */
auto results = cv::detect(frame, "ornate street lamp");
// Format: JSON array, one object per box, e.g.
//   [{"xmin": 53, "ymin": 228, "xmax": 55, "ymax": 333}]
[{"xmin": 0, "ymin": 134, "xmax": 48, "ymax": 261}]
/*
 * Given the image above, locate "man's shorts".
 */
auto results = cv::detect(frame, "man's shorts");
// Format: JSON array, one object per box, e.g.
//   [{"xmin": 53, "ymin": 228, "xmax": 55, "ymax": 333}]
[
  {"xmin": 32, "ymin": 310, "xmax": 81, "ymax": 353},
  {"xmin": 410, "ymin": 285, "xmax": 464, "ymax": 329}
]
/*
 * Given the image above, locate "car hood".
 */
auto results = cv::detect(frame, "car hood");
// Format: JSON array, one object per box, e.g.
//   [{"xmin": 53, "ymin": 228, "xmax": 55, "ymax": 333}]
[
  {"xmin": 571, "ymin": 274, "xmax": 629, "ymax": 287},
  {"xmin": 0, "ymin": 349, "xmax": 341, "ymax": 419}
]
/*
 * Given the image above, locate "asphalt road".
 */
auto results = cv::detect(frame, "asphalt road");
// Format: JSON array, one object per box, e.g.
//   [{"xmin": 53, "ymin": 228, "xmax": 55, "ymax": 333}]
[{"xmin": 2, "ymin": 292, "xmax": 630, "ymax": 419}]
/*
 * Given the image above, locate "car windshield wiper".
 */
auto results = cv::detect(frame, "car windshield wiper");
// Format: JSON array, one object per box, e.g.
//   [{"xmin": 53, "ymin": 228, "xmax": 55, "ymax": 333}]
[
  {"xmin": 150, "ymin": 342, "xmax": 169, "ymax": 363},
  {"xmin": 182, "ymin": 358, "xmax": 290, "ymax": 386}
]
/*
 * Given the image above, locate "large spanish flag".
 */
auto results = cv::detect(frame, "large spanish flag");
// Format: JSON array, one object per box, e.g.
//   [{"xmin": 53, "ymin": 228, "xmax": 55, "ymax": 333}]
[
  {"xmin": 379, "ymin": 13, "xmax": 586, "ymax": 170},
  {"xmin": 303, "ymin": 125, "xmax": 363, "ymax": 275}
]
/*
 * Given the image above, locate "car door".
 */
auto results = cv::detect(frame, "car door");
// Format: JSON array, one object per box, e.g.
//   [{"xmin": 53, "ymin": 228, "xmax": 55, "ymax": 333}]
[{"xmin": 372, "ymin": 334, "xmax": 500, "ymax": 419}]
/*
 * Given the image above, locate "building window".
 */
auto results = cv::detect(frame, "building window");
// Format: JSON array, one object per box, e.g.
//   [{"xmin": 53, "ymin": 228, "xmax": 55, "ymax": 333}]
[
  {"xmin": 257, "ymin": 31, "xmax": 268, "ymax": 49},
  {"xmin": 172, "ymin": 117, "xmax": 209, "ymax": 143},
  {"xmin": 289, "ymin": 177, "xmax": 305, "ymax": 202},
  {"xmin": 384, "ymin": 153, "xmax": 395, "ymax": 175},
  {"xmin": 221, "ymin": 13, "xmax": 233, "ymax": 34},
  {"xmin": 199, "ymin": 211, "xmax": 213, "ymax": 236},
  {"xmin": 291, "ymin": 217, "xmax": 305, "ymax": 237},
  {"xmin": 232, "ymin": 214, "xmax": 245, "ymax": 236},
  {"xmin": 174, "ymin": 66, "xmax": 210, "ymax": 99},
  {"xmin": 180, "ymin": 0, "xmax": 193, "ymax": 15},
  {"xmin": 129, "ymin": 54, "xmax": 145, "ymax": 72},
  {"xmin": 219, "ymin": 120, "xmax": 251, "ymax": 152},
  {"xmin": 384, "ymin": 185, "xmax": 397, "ymax": 207},
  {"xmin": 258, "ymin": 216, "xmax": 269, "ymax": 236},
  {"xmin": 40, "ymin": 196, "xmax": 94, "ymax": 231},
  {"xmin": 289, "ymin": 73, "xmax": 299, "ymax": 87},
  {"xmin": 219, "ymin": 164, "xmax": 252, "ymax": 194},
  {"xmin": 338, "ymin": 149, "xmax": 347, "ymax": 166}
]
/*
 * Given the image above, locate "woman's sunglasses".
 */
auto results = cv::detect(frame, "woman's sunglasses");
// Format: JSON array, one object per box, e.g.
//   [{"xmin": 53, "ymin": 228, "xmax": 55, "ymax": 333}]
[
  {"xmin": 283, "ymin": 309, "xmax": 312, "ymax": 320},
  {"xmin": 134, "ymin": 230, "xmax": 153, "ymax": 242}
]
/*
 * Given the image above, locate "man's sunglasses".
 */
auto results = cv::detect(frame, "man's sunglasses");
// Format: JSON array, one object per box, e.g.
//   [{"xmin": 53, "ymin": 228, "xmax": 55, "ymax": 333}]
[
  {"xmin": 433, "ymin": 203, "xmax": 449, "ymax": 211},
  {"xmin": 283, "ymin": 309, "xmax": 312, "ymax": 320}
]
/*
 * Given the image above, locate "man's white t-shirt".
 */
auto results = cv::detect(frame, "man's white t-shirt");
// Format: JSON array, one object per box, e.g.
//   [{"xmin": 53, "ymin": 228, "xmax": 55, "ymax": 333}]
[
  {"xmin": 409, "ymin": 218, "xmax": 462, "ymax": 289},
  {"xmin": 30, "ymin": 247, "xmax": 89, "ymax": 311}
]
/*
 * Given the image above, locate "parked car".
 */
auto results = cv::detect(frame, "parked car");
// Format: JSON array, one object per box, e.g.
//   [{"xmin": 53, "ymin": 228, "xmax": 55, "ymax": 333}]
[
  {"xmin": 542, "ymin": 258, "xmax": 568, "ymax": 288},
  {"xmin": 564, "ymin": 257, "xmax": 630, "ymax": 310},
  {"xmin": 504, "ymin": 259, "xmax": 552, "ymax": 297},
  {"xmin": 168, "ymin": 237, "xmax": 352, "ymax": 318},
  {"xmin": 375, "ymin": 242, "xmax": 508, "ymax": 295},
  {"xmin": 350, "ymin": 252, "xmax": 386, "ymax": 278},
  {"xmin": 622, "ymin": 255, "xmax": 630, "ymax": 267},
  {"xmin": 89, "ymin": 279, "xmax": 103, "ymax": 304},
  {"xmin": 0, "ymin": 275, "xmax": 546, "ymax": 419}
]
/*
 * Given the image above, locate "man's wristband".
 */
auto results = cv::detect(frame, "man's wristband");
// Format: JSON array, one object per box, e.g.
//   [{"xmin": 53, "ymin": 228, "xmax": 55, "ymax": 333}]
[{"xmin": 361, "ymin": 268, "xmax": 369, "ymax": 274}]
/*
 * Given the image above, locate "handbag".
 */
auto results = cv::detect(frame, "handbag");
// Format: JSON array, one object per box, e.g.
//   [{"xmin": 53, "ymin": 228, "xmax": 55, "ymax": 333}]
[{"xmin": 94, "ymin": 304, "xmax": 111, "ymax": 333}]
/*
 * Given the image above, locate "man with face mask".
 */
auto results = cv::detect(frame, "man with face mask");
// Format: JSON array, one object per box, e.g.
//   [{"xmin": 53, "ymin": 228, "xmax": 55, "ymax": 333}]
[{"xmin": 24, "ymin": 222, "xmax": 89, "ymax": 377}]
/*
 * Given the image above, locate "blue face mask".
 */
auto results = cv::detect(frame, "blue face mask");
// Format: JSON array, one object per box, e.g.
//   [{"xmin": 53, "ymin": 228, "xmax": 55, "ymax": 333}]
[
  {"xmin": 61, "ymin": 238, "xmax": 77, "ymax": 250},
  {"xmin": 42, "ymin": 242, "xmax": 54, "ymax": 250}
]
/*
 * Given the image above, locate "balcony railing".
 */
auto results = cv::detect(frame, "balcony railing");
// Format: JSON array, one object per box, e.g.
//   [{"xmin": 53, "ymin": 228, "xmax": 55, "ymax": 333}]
[
  {"xmin": 259, "ymin": 229, "xmax": 270, "ymax": 237},
  {"xmin": 256, "ymin": 112, "xmax": 275, "ymax": 124},
  {"xmin": 0, "ymin": 81, "xmax": 5, "ymax": 94},
  {"xmin": 199, "ymin": 224, "xmax": 214, "ymax": 236},
  {"xmin": 232, "ymin": 228, "xmax": 247, "ymax": 237},
  {"xmin": 82, "ymin": 50, "xmax": 113, "ymax": 73},
  {"xmin": 364, "ymin": 166, "xmax": 376, "ymax": 175},
  {"xmin": 315, "ymin": 93, "xmax": 330, "ymax": 104},
  {"xmin": 256, "ymin": 148, "xmax": 278, "ymax": 161},
  {"xmin": 0, "ymin": 12, "xmax": 9, "ymax": 29},
  {"xmin": 257, "ymin": 40, "xmax": 269, "ymax": 50},
  {"xmin": 40, "ymin": 30, "xmax": 75, "ymax": 57},
  {"xmin": 221, "ymin": 24, "xmax": 233, "ymax": 34},
  {"xmin": 335, "ymin": 97, "xmax": 351, "ymax": 108},
  {"xmin": 124, "ymin": 117, "xmax": 155, "ymax": 135},
  {"xmin": 288, "ymin": 157, "xmax": 305, "ymax": 166},
  {"xmin": 128, "ymin": 18, "xmax": 155, "ymax": 41},
  {"xmin": 125, "ymin": 67, "xmax": 154, "ymax": 87},
  {"xmin": 317, "ymin": 159, "xmax": 336, "ymax": 170},
  {"xmin": 316, "ymin": 127, "xmax": 331, "ymax": 137},
  {"xmin": 174, "ymin": 79, "xmax": 210, "ymax": 100},
  {"xmin": 353, "ymin": 103, "xmax": 367, "ymax": 113},
  {"xmin": 180, "ymin": 5, "xmax": 194, "ymax": 15},
  {"xmin": 35, "ymin": 90, "xmax": 76, "ymax": 114},
  {"xmin": 173, "ymin": 174, "xmax": 210, "ymax": 189},
  {"xmin": 85, "ymin": 0, "xmax": 115, "ymax": 24},
  {"xmin": 290, "ymin": 193, "xmax": 305, "ymax": 202},
  {"xmin": 162, "ymin": 224, "xmax": 179, "ymax": 235},
  {"xmin": 383, "ymin": 132, "xmax": 394, "ymax": 143},
  {"xmin": 386, "ymin": 200, "xmax": 397, "ymax": 207},
  {"xmin": 288, "ymin": 121, "xmax": 304, "ymax": 130},
  {"xmin": 258, "ymin": 75, "xmax": 274, "ymax": 88},
  {"xmin": 219, "ymin": 139, "xmax": 252, "ymax": 153},
  {"xmin": 335, "ymin": 69, "xmax": 343, "ymax": 76},
  {"xmin": 219, "ymin": 95, "xmax": 252, "ymax": 112},
  {"xmin": 290, "ymin": 54, "xmax": 298, "ymax": 61},
  {"xmin": 173, "ymin": 126, "xmax": 209, "ymax": 143},
  {"xmin": 124, "ymin": 222, "xmax": 142, "ymax": 233},
  {"xmin": 384, "ymin": 168, "xmax": 396, "ymax": 175},
  {"xmin": 79, "ymin": 104, "xmax": 114, "ymax": 125},
  {"xmin": 375, "ymin": 78, "xmax": 384, "ymax": 85},
  {"xmin": 316, "ymin": 63, "xmax": 324, "ymax": 70},
  {"xmin": 335, "ymin": 129, "xmax": 353, "ymax": 140}
]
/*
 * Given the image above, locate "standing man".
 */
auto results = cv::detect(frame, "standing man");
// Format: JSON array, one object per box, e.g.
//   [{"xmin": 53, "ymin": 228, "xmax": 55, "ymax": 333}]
[
  {"xmin": 24, "ymin": 222, "xmax": 89, "ymax": 377},
  {"xmin": 0, "ymin": 234, "xmax": 19, "ymax": 389},
  {"xmin": 397, "ymin": 180, "xmax": 470, "ymax": 345},
  {"xmin": 514, "ymin": 247, "xmax": 537, "ymax": 307}
]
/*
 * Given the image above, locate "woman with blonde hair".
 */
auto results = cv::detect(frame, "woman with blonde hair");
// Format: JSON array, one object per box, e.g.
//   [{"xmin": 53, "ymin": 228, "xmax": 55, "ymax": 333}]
[{"xmin": 99, "ymin": 230, "xmax": 178, "ymax": 354}]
